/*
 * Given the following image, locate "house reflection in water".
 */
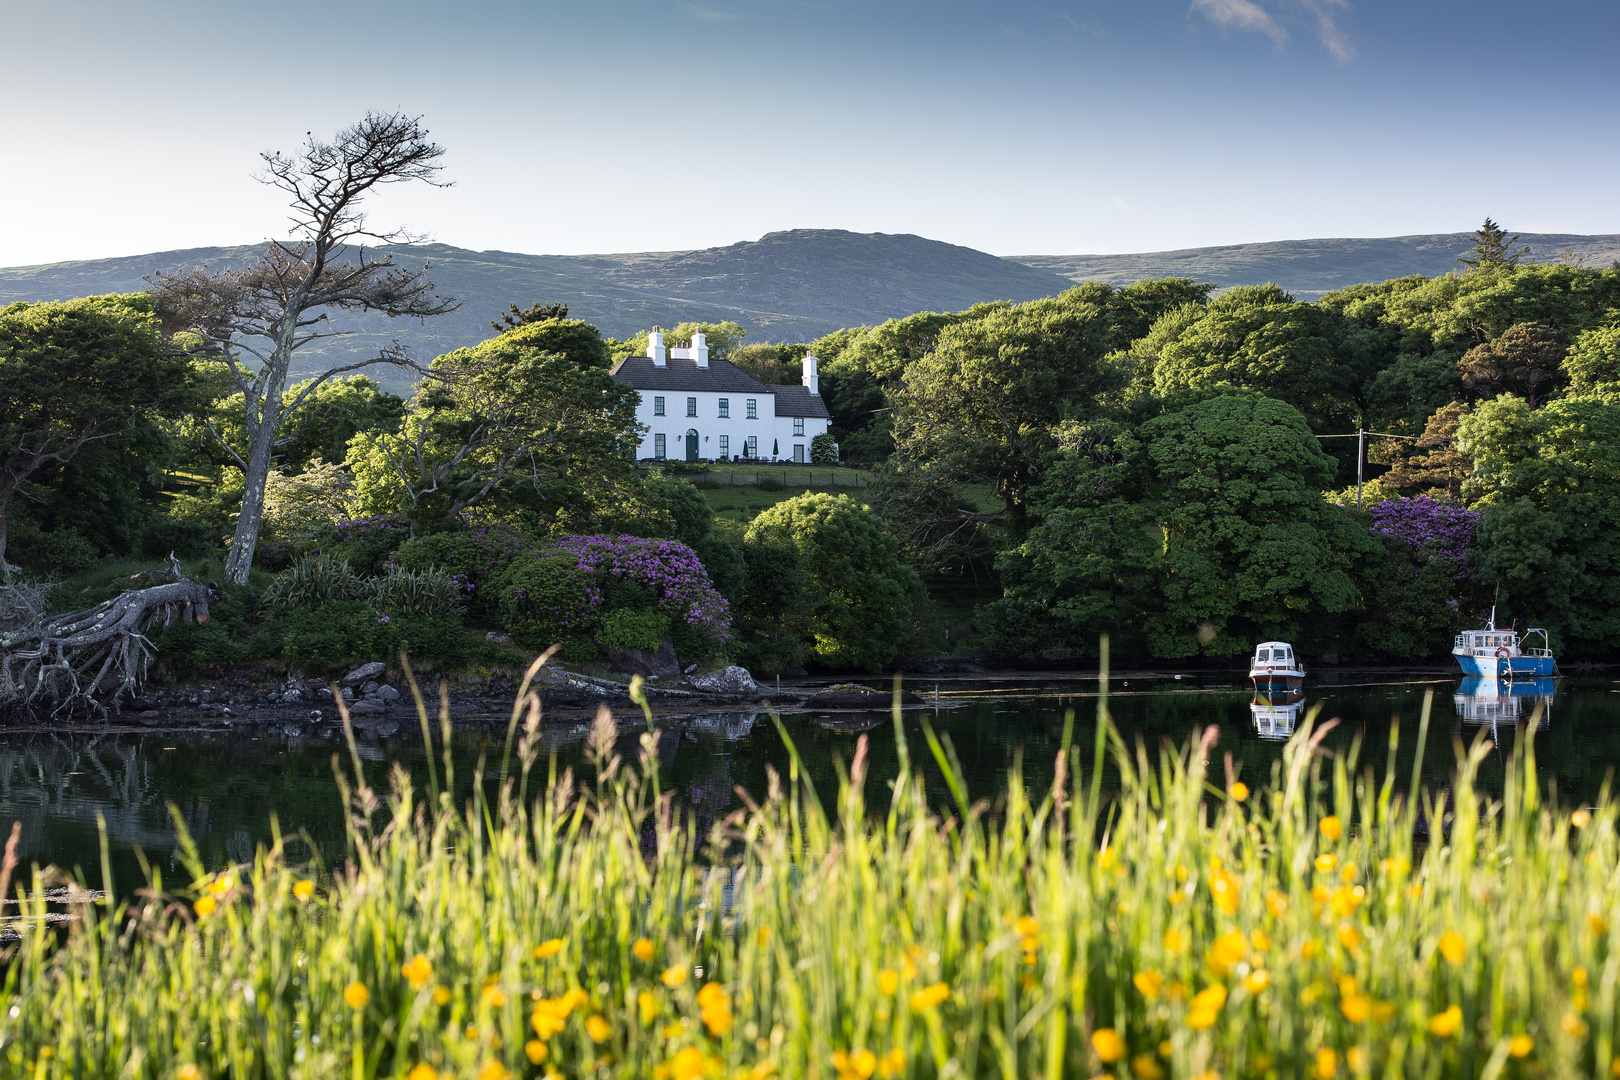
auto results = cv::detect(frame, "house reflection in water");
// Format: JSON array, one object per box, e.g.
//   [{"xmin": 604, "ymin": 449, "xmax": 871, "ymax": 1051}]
[{"xmin": 1250, "ymin": 689, "xmax": 1306, "ymax": 741}]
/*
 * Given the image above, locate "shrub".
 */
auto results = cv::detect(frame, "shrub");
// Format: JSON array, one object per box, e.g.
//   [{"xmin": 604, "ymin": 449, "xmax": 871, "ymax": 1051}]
[
  {"xmin": 597, "ymin": 608, "xmax": 669, "ymax": 651},
  {"xmin": 556, "ymin": 535, "xmax": 731, "ymax": 657},
  {"xmin": 497, "ymin": 552, "xmax": 597, "ymax": 650},
  {"xmin": 139, "ymin": 516, "xmax": 219, "ymax": 560},
  {"xmin": 13, "ymin": 527, "xmax": 99, "ymax": 577},
  {"xmin": 250, "ymin": 600, "xmax": 366, "ymax": 671},
  {"xmin": 363, "ymin": 612, "xmax": 467, "ymax": 670},
  {"xmin": 367, "ymin": 566, "xmax": 465, "ymax": 619},
  {"xmin": 262, "ymin": 554, "xmax": 365, "ymax": 608},
  {"xmin": 810, "ymin": 432, "xmax": 839, "ymax": 464},
  {"xmin": 394, "ymin": 525, "xmax": 536, "ymax": 619}
]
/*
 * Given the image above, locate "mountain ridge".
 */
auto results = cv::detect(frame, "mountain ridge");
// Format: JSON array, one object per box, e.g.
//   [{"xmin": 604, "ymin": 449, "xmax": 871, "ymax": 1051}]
[{"xmin": 4, "ymin": 228, "xmax": 1616, "ymax": 391}]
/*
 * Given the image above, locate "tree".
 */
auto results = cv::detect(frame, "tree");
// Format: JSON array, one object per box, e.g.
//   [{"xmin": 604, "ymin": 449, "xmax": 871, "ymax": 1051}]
[
  {"xmin": 346, "ymin": 322, "xmax": 641, "ymax": 532},
  {"xmin": 744, "ymin": 493, "xmax": 920, "ymax": 670},
  {"xmin": 203, "ymin": 375, "xmax": 405, "ymax": 475},
  {"xmin": 1458, "ymin": 217, "xmax": 1531, "ymax": 271},
  {"xmin": 991, "ymin": 393, "xmax": 1370, "ymax": 658},
  {"xmin": 1380, "ymin": 403, "xmax": 1473, "ymax": 501},
  {"xmin": 888, "ymin": 290, "xmax": 1119, "ymax": 535},
  {"xmin": 492, "ymin": 301, "xmax": 568, "ymax": 334},
  {"xmin": 1564, "ymin": 325, "xmax": 1620, "ymax": 400},
  {"xmin": 0, "ymin": 295, "xmax": 199, "ymax": 579},
  {"xmin": 150, "ymin": 112, "xmax": 458, "ymax": 583},
  {"xmin": 1458, "ymin": 322, "xmax": 1565, "ymax": 408}
]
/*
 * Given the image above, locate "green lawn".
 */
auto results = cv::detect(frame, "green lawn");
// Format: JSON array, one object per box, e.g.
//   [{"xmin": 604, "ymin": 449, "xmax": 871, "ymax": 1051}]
[{"xmin": 679, "ymin": 465, "xmax": 877, "ymax": 525}]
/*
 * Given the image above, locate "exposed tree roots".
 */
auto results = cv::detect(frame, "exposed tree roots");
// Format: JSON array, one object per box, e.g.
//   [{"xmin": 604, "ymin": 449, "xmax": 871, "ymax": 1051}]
[{"xmin": 0, "ymin": 556, "xmax": 215, "ymax": 719}]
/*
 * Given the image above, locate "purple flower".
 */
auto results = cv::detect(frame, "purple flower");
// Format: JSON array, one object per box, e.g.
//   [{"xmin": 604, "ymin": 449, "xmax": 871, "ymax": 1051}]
[{"xmin": 1368, "ymin": 497, "xmax": 1481, "ymax": 581}]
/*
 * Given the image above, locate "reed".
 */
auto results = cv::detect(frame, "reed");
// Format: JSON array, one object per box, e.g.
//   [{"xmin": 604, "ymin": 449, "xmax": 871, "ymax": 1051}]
[{"xmin": 0, "ymin": 657, "xmax": 1614, "ymax": 1080}]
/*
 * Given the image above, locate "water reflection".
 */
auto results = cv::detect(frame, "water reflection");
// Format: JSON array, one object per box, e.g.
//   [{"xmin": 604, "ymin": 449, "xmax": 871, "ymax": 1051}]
[
  {"xmin": 5, "ymin": 677, "xmax": 1620, "ymax": 890},
  {"xmin": 1249, "ymin": 690, "xmax": 1306, "ymax": 741}
]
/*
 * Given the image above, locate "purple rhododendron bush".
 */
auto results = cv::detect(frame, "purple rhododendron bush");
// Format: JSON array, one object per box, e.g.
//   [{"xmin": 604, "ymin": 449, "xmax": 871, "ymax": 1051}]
[{"xmin": 499, "ymin": 535, "xmax": 731, "ymax": 661}]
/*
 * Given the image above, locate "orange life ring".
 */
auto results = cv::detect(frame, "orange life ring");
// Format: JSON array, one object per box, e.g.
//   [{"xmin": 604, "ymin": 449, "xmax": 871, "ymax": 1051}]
[{"xmin": 1495, "ymin": 646, "xmax": 1512, "ymax": 659}]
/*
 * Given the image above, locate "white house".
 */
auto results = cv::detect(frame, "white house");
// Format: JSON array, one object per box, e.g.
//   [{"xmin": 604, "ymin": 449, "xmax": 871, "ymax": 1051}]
[{"xmin": 611, "ymin": 328, "xmax": 832, "ymax": 463}]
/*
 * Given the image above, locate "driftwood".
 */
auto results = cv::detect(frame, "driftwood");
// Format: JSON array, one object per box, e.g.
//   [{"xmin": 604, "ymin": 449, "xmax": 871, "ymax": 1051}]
[{"xmin": 0, "ymin": 555, "xmax": 216, "ymax": 718}]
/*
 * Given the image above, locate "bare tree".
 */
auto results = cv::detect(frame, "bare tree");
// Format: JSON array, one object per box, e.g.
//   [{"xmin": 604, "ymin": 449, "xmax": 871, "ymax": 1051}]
[{"xmin": 150, "ymin": 112, "xmax": 459, "ymax": 583}]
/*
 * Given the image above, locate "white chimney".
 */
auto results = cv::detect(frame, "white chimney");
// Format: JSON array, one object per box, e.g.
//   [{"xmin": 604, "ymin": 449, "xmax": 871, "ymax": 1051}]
[
  {"xmin": 693, "ymin": 331, "xmax": 709, "ymax": 369},
  {"xmin": 648, "ymin": 327, "xmax": 666, "ymax": 367},
  {"xmin": 802, "ymin": 351, "xmax": 819, "ymax": 395}
]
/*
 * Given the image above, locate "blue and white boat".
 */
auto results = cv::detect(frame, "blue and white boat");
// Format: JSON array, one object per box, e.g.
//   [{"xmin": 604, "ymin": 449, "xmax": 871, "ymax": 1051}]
[
  {"xmin": 1454, "ymin": 676, "xmax": 1556, "ymax": 726},
  {"xmin": 1452, "ymin": 617, "xmax": 1558, "ymax": 678}
]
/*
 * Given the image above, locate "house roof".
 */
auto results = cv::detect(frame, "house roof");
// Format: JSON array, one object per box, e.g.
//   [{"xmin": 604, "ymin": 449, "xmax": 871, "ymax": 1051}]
[
  {"xmin": 772, "ymin": 384, "xmax": 831, "ymax": 419},
  {"xmin": 610, "ymin": 356, "xmax": 775, "ymax": 394}
]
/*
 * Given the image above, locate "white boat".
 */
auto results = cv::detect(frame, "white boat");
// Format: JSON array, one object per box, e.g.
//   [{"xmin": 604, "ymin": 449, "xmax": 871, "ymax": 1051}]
[
  {"xmin": 1248, "ymin": 641, "xmax": 1305, "ymax": 691},
  {"xmin": 1251, "ymin": 689, "xmax": 1305, "ymax": 741}
]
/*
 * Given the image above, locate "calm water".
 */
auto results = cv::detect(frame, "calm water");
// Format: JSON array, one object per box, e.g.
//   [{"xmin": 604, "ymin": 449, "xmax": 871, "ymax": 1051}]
[{"xmin": 3, "ymin": 673, "xmax": 1616, "ymax": 894}]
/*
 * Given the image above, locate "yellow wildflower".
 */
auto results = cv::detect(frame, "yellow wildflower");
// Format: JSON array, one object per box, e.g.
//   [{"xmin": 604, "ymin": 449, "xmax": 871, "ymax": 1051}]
[
  {"xmin": 1091, "ymin": 1028, "xmax": 1126, "ymax": 1064},
  {"xmin": 178, "ymin": 1065, "xmax": 202, "ymax": 1080},
  {"xmin": 401, "ymin": 954, "xmax": 433, "ymax": 990},
  {"xmin": 832, "ymin": 1049, "xmax": 877, "ymax": 1080},
  {"xmin": 639, "ymin": 990, "xmax": 660, "ymax": 1024},
  {"xmin": 909, "ymin": 982, "xmax": 949, "ymax": 1011},
  {"xmin": 1230, "ymin": 781, "xmax": 1249, "ymax": 801},
  {"xmin": 1251, "ymin": 928, "xmax": 1272, "ymax": 951},
  {"xmin": 665, "ymin": 1048, "xmax": 709, "ymax": 1080},
  {"xmin": 632, "ymin": 938, "xmax": 656, "ymax": 963},
  {"xmin": 194, "ymin": 896, "xmax": 217, "ymax": 917},
  {"xmin": 1130, "ymin": 1052, "xmax": 1166, "ymax": 1080},
  {"xmin": 481, "ymin": 985, "xmax": 507, "ymax": 1009},
  {"xmin": 432, "ymin": 986, "xmax": 452, "ymax": 1007},
  {"xmin": 1438, "ymin": 931, "xmax": 1465, "ymax": 966},
  {"xmin": 1330, "ymin": 886, "xmax": 1364, "ymax": 917},
  {"xmin": 1301, "ymin": 939, "xmax": 1322, "ymax": 959},
  {"xmin": 1099, "ymin": 846, "xmax": 1118, "ymax": 870},
  {"xmin": 1313, "ymin": 1047, "xmax": 1337, "ymax": 1078},
  {"xmin": 1347, "ymin": 1047, "xmax": 1366, "ymax": 1073},
  {"xmin": 662, "ymin": 965, "xmax": 688, "ymax": 988},
  {"xmin": 1314, "ymin": 853, "xmax": 1338, "ymax": 874},
  {"xmin": 1195, "ymin": 1073, "xmax": 1222, "ymax": 1080},
  {"xmin": 1163, "ymin": 927, "xmax": 1189, "ymax": 955},
  {"xmin": 478, "ymin": 1063, "xmax": 507, "ymax": 1080},
  {"xmin": 1134, "ymin": 970, "xmax": 1165, "ymax": 1000},
  {"xmin": 1208, "ymin": 869, "xmax": 1240, "ymax": 914},
  {"xmin": 1590, "ymin": 914, "xmax": 1610, "ymax": 937},
  {"xmin": 877, "ymin": 969, "xmax": 900, "ymax": 996},
  {"xmin": 877, "ymin": 1048, "xmax": 905, "ymax": 1078},
  {"xmin": 344, "ymin": 982, "xmax": 370, "ymax": 1010},
  {"xmin": 1340, "ymin": 994, "xmax": 1371, "ymax": 1023},
  {"xmin": 1016, "ymin": 914, "xmax": 1039, "ymax": 937},
  {"xmin": 1319, "ymin": 816, "xmax": 1343, "ymax": 841},
  {"xmin": 1336, "ymin": 924, "xmax": 1362, "ymax": 950},
  {"xmin": 1207, "ymin": 930, "xmax": 1246, "ymax": 973},
  {"xmin": 1427, "ymin": 1005, "xmax": 1462, "ymax": 1037},
  {"xmin": 1339, "ymin": 862, "xmax": 1358, "ymax": 883},
  {"xmin": 531, "ymin": 1000, "xmax": 568, "ymax": 1040},
  {"xmin": 586, "ymin": 1015, "xmax": 612, "ymax": 1043},
  {"xmin": 1573, "ymin": 810, "xmax": 1592, "ymax": 829},
  {"xmin": 292, "ymin": 878, "xmax": 315, "ymax": 901},
  {"xmin": 1243, "ymin": 969, "xmax": 1270, "ymax": 994},
  {"xmin": 531, "ymin": 939, "xmax": 564, "ymax": 961},
  {"xmin": 1562, "ymin": 1012, "xmax": 1589, "ymax": 1038},
  {"xmin": 1266, "ymin": 890, "xmax": 1289, "ymax": 918},
  {"xmin": 1509, "ymin": 1035, "xmax": 1533, "ymax": 1058},
  {"xmin": 1574, "ymin": 966, "xmax": 1589, "ymax": 987},
  {"xmin": 408, "ymin": 1065, "xmax": 439, "ymax": 1080},
  {"xmin": 699, "ymin": 982, "xmax": 735, "ymax": 1036}
]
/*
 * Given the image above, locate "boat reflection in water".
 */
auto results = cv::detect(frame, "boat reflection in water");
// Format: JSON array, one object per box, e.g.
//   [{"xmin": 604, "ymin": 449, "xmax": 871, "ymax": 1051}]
[
  {"xmin": 1454, "ymin": 676, "xmax": 1556, "ymax": 742},
  {"xmin": 1250, "ymin": 689, "xmax": 1306, "ymax": 741}
]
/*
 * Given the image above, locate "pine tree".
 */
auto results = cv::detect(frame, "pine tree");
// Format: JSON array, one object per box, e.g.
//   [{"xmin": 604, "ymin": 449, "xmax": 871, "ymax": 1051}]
[{"xmin": 1458, "ymin": 217, "xmax": 1532, "ymax": 270}]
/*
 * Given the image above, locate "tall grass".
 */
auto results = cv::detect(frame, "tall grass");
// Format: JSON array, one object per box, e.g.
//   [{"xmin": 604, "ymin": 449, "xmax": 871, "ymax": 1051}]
[{"xmin": 0, "ymin": 654, "xmax": 1615, "ymax": 1079}]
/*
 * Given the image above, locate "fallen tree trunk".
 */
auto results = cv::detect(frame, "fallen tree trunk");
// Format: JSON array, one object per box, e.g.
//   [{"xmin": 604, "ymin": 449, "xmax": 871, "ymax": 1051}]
[{"xmin": 0, "ymin": 558, "xmax": 216, "ymax": 718}]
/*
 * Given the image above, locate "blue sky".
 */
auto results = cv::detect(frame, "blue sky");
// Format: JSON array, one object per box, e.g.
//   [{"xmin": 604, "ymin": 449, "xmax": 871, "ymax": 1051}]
[{"xmin": 3, "ymin": 0, "xmax": 1616, "ymax": 265}]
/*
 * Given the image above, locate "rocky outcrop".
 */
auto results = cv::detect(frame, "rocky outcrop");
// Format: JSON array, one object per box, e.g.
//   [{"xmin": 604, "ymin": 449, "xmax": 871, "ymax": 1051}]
[
  {"xmin": 805, "ymin": 683, "xmax": 923, "ymax": 708},
  {"xmin": 597, "ymin": 637, "xmax": 681, "ymax": 678},
  {"xmin": 686, "ymin": 666, "xmax": 763, "ymax": 698}
]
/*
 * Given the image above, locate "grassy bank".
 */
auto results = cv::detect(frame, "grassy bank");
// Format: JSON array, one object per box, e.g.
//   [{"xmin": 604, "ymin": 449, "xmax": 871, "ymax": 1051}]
[{"xmin": 1, "ymin": 659, "xmax": 1613, "ymax": 1079}]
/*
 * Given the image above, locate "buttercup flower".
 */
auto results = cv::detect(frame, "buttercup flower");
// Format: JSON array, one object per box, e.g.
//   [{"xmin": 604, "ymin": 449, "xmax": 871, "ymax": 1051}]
[
  {"xmin": 909, "ymin": 982, "xmax": 949, "ymax": 1011},
  {"xmin": 1438, "ymin": 931, "xmax": 1465, "ymax": 966},
  {"xmin": 1428, "ymin": 1004, "xmax": 1462, "ymax": 1037},
  {"xmin": 1320, "ymin": 816, "xmax": 1343, "ymax": 841},
  {"xmin": 401, "ymin": 954, "xmax": 433, "ymax": 990},
  {"xmin": 632, "ymin": 938, "xmax": 656, "ymax": 963},
  {"xmin": 532, "ymin": 939, "xmax": 564, "ymax": 961},
  {"xmin": 877, "ymin": 969, "xmax": 900, "ymax": 996},
  {"xmin": 1091, "ymin": 1028, "xmax": 1125, "ymax": 1064},
  {"xmin": 292, "ymin": 879, "xmax": 315, "ymax": 901},
  {"xmin": 344, "ymin": 982, "xmax": 370, "ymax": 1010}
]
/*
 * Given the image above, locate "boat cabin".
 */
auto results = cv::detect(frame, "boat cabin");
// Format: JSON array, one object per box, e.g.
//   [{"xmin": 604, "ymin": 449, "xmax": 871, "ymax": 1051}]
[
  {"xmin": 1455, "ymin": 631, "xmax": 1520, "ymax": 657},
  {"xmin": 1252, "ymin": 642, "xmax": 1297, "ymax": 667}
]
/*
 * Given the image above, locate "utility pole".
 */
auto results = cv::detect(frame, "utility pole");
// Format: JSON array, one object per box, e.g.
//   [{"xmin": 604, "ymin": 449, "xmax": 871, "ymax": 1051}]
[{"xmin": 1356, "ymin": 427, "xmax": 1366, "ymax": 509}]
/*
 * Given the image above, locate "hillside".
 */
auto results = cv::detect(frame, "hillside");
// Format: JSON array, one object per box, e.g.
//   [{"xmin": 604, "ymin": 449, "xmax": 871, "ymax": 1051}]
[
  {"xmin": 4, "ymin": 228, "xmax": 1617, "ymax": 392},
  {"xmin": 1016, "ymin": 232, "xmax": 1620, "ymax": 299}
]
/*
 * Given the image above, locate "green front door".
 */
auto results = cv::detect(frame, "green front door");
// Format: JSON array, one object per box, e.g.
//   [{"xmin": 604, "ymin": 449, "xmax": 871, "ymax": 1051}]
[{"xmin": 686, "ymin": 430, "xmax": 699, "ymax": 462}]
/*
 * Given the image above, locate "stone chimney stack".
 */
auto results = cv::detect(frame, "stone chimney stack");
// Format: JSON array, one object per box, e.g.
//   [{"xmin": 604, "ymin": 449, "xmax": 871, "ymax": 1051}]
[
  {"xmin": 801, "ymin": 351, "xmax": 819, "ymax": 395},
  {"xmin": 693, "ymin": 331, "xmax": 709, "ymax": 369},
  {"xmin": 648, "ymin": 327, "xmax": 666, "ymax": 367}
]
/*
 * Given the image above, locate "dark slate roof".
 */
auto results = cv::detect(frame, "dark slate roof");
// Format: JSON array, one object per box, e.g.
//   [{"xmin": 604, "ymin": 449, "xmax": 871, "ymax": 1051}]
[
  {"xmin": 772, "ymin": 384, "xmax": 831, "ymax": 419},
  {"xmin": 611, "ymin": 356, "xmax": 775, "ymax": 394}
]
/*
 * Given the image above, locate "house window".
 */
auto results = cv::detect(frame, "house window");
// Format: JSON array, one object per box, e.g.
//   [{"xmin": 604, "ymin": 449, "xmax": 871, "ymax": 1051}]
[
  {"xmin": 793, "ymin": 444, "xmax": 805, "ymax": 463},
  {"xmin": 746, "ymin": 398, "xmax": 758, "ymax": 419},
  {"xmin": 745, "ymin": 436, "xmax": 758, "ymax": 458},
  {"xmin": 793, "ymin": 417, "xmax": 804, "ymax": 436},
  {"xmin": 686, "ymin": 396, "xmax": 697, "ymax": 417},
  {"xmin": 718, "ymin": 435, "xmax": 729, "ymax": 458},
  {"xmin": 653, "ymin": 433, "xmax": 665, "ymax": 459},
  {"xmin": 653, "ymin": 396, "xmax": 665, "ymax": 417},
  {"xmin": 718, "ymin": 398, "xmax": 729, "ymax": 418}
]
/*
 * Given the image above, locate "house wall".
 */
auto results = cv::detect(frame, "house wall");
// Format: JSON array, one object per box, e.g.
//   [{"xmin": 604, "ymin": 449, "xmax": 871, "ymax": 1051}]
[{"xmin": 632, "ymin": 389, "xmax": 828, "ymax": 462}]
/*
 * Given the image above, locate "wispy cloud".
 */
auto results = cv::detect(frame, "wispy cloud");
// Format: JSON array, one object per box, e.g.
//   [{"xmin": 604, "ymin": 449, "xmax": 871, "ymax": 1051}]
[
  {"xmin": 1111, "ymin": 195, "xmax": 1138, "ymax": 214},
  {"xmin": 1190, "ymin": 0, "xmax": 1288, "ymax": 46},
  {"xmin": 678, "ymin": 1, "xmax": 745, "ymax": 21},
  {"xmin": 1298, "ymin": 0, "xmax": 1355, "ymax": 61}
]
